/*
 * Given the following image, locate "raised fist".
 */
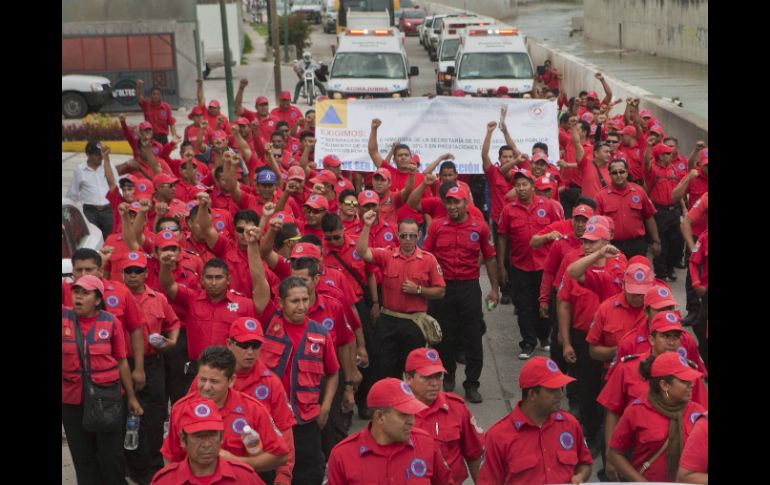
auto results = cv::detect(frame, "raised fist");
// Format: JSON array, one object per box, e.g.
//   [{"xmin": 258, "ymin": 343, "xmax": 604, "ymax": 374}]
[{"xmin": 371, "ymin": 119, "xmax": 382, "ymax": 129}]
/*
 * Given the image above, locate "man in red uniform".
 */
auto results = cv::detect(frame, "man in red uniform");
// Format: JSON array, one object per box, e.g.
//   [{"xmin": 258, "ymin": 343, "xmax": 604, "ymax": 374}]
[
  {"xmin": 270, "ymin": 91, "xmax": 303, "ymax": 126},
  {"xmin": 422, "ymin": 184, "xmax": 498, "ymax": 402},
  {"xmin": 688, "ymin": 229, "xmax": 708, "ymax": 367},
  {"xmin": 235, "ymin": 79, "xmax": 280, "ymax": 142},
  {"xmin": 326, "ymin": 378, "xmax": 454, "ymax": 485},
  {"xmin": 196, "ymin": 79, "xmax": 230, "ymax": 132},
  {"xmin": 478, "ymin": 357, "xmax": 593, "ymax": 484},
  {"xmin": 595, "ymin": 158, "xmax": 661, "ymax": 259},
  {"xmin": 404, "ymin": 349, "xmax": 485, "ymax": 484},
  {"xmin": 136, "ymin": 79, "xmax": 177, "ymax": 145},
  {"xmin": 162, "ymin": 347, "xmax": 289, "ymax": 472},
  {"xmin": 497, "ymin": 168, "xmax": 563, "ymax": 359},
  {"xmin": 298, "ymin": 194, "xmax": 328, "ymax": 240},
  {"xmin": 150, "ymin": 398, "xmax": 264, "ymax": 484},
  {"xmin": 356, "ymin": 212, "xmax": 446, "ymax": 382}
]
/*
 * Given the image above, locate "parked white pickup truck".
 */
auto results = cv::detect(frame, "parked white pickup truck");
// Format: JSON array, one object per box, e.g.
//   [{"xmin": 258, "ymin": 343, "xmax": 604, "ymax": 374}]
[{"xmin": 62, "ymin": 75, "xmax": 113, "ymax": 119}]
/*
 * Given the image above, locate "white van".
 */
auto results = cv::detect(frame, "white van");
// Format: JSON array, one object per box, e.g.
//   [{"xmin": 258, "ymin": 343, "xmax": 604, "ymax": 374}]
[
  {"xmin": 327, "ymin": 28, "xmax": 419, "ymax": 98},
  {"xmin": 450, "ymin": 27, "xmax": 535, "ymax": 96},
  {"xmin": 435, "ymin": 18, "xmax": 495, "ymax": 94}
]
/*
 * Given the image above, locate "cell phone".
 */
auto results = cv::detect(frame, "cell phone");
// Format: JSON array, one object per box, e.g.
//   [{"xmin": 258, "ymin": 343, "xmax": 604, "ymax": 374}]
[{"xmin": 536, "ymin": 65, "xmax": 546, "ymax": 75}]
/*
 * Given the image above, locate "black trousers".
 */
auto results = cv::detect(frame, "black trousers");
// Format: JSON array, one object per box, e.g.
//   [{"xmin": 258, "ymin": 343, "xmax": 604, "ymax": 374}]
[
  {"xmin": 354, "ymin": 296, "xmax": 376, "ymax": 411},
  {"xmin": 684, "ymin": 248, "xmax": 701, "ymax": 315},
  {"xmin": 509, "ymin": 266, "xmax": 550, "ymax": 350},
  {"xmin": 613, "ymin": 236, "xmax": 649, "ymax": 260},
  {"xmin": 561, "ymin": 186, "xmax": 583, "ymax": 219},
  {"xmin": 292, "ymin": 421, "xmax": 325, "ymax": 485},
  {"xmin": 321, "ymin": 373, "xmax": 352, "ymax": 459},
  {"xmin": 570, "ymin": 328, "xmax": 603, "ymax": 443},
  {"xmin": 652, "ymin": 204, "xmax": 684, "ymax": 276},
  {"xmin": 125, "ymin": 354, "xmax": 166, "ymax": 485},
  {"xmin": 430, "ymin": 280, "xmax": 484, "ymax": 389},
  {"xmin": 370, "ymin": 312, "xmax": 426, "ymax": 383},
  {"xmin": 165, "ymin": 329, "xmax": 195, "ymax": 405},
  {"xmin": 83, "ymin": 204, "xmax": 114, "ymax": 241},
  {"xmin": 62, "ymin": 403, "xmax": 128, "ymax": 485},
  {"xmin": 152, "ymin": 133, "xmax": 169, "ymax": 145},
  {"xmin": 547, "ymin": 289, "xmax": 579, "ymax": 406}
]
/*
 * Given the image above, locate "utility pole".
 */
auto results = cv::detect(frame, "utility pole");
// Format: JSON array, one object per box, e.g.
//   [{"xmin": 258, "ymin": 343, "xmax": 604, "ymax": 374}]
[
  {"xmin": 270, "ymin": 0, "xmax": 282, "ymax": 101},
  {"xmin": 219, "ymin": 0, "xmax": 235, "ymax": 120},
  {"xmin": 283, "ymin": 1, "xmax": 290, "ymax": 62}
]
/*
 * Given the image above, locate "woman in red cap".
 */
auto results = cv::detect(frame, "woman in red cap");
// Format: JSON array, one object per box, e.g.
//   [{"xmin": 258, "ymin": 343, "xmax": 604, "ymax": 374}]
[
  {"xmin": 608, "ymin": 351, "xmax": 706, "ymax": 482},
  {"xmin": 62, "ymin": 275, "xmax": 144, "ymax": 485}
]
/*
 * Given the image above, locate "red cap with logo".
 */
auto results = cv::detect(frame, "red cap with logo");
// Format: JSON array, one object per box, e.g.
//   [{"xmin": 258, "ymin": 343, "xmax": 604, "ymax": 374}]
[
  {"xmin": 127, "ymin": 175, "xmax": 155, "ymax": 198},
  {"xmin": 651, "ymin": 351, "xmax": 702, "ymax": 382},
  {"xmin": 280, "ymin": 90, "xmax": 292, "ymax": 100},
  {"xmin": 445, "ymin": 184, "xmax": 469, "ymax": 200},
  {"xmin": 179, "ymin": 398, "xmax": 225, "ymax": 434},
  {"xmin": 587, "ymin": 91, "xmax": 599, "ymax": 100},
  {"xmin": 208, "ymin": 100, "xmax": 221, "ymax": 108},
  {"xmin": 358, "ymin": 190, "xmax": 380, "ymax": 206},
  {"xmin": 287, "ymin": 166, "xmax": 306, "ymax": 181},
  {"xmin": 212, "ymin": 130, "xmax": 227, "ymax": 141},
  {"xmin": 531, "ymin": 152, "xmax": 549, "ymax": 164},
  {"xmin": 273, "ymin": 211, "xmax": 296, "ymax": 225},
  {"xmin": 405, "ymin": 348, "xmax": 447, "ymax": 376},
  {"xmin": 290, "ymin": 242, "xmax": 321, "ymax": 261},
  {"xmin": 572, "ymin": 204, "xmax": 595, "ymax": 219},
  {"xmin": 256, "ymin": 96, "xmax": 269, "ymax": 106},
  {"xmin": 310, "ymin": 170, "xmax": 337, "ymax": 186},
  {"xmin": 124, "ymin": 251, "xmax": 148, "ymax": 269},
  {"xmin": 153, "ymin": 173, "xmax": 179, "ymax": 186},
  {"xmin": 652, "ymin": 144, "xmax": 675, "ymax": 158},
  {"xmin": 649, "ymin": 311, "xmax": 684, "ymax": 334},
  {"xmin": 373, "ymin": 168, "xmax": 392, "ymax": 181},
  {"xmin": 644, "ymin": 285, "xmax": 678, "ymax": 309},
  {"xmin": 155, "ymin": 230, "xmax": 181, "ymax": 249},
  {"xmin": 304, "ymin": 194, "xmax": 330, "ymax": 211},
  {"xmin": 534, "ymin": 176, "xmax": 556, "ymax": 191},
  {"xmin": 236, "ymin": 117, "xmax": 250, "ymax": 126},
  {"xmin": 624, "ymin": 262, "xmax": 654, "ymax": 294},
  {"xmin": 72, "ymin": 274, "xmax": 105, "ymax": 295},
  {"xmin": 366, "ymin": 378, "xmax": 428, "ymax": 414},
  {"xmin": 322, "ymin": 155, "xmax": 341, "ymax": 168},
  {"xmin": 138, "ymin": 121, "xmax": 153, "ymax": 131},
  {"xmin": 512, "ymin": 168, "xmax": 534, "ymax": 182},
  {"xmin": 188, "ymin": 106, "xmax": 205, "ymax": 119},
  {"xmin": 622, "ymin": 126, "xmax": 637, "ymax": 137},
  {"xmin": 229, "ymin": 317, "xmax": 265, "ymax": 343},
  {"xmin": 519, "ymin": 357, "xmax": 576, "ymax": 389},
  {"xmin": 580, "ymin": 221, "xmax": 611, "ymax": 241}
]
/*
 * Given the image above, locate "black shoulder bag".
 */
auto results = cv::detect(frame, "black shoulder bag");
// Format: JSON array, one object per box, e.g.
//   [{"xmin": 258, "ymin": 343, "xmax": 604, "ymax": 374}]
[
  {"xmin": 73, "ymin": 313, "xmax": 124, "ymax": 433},
  {"xmin": 328, "ymin": 251, "xmax": 374, "ymax": 308}
]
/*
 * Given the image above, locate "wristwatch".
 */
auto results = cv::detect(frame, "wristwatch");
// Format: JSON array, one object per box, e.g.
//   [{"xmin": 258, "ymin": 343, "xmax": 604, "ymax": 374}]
[{"xmin": 417, "ymin": 285, "xmax": 422, "ymax": 295}]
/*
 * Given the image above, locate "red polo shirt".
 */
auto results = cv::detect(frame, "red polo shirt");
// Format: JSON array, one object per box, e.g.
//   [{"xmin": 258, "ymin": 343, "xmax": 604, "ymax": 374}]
[
  {"xmin": 484, "ymin": 164, "xmax": 512, "ymax": 225},
  {"xmin": 478, "ymin": 403, "xmax": 592, "ymax": 485},
  {"xmin": 376, "ymin": 188, "xmax": 406, "ymax": 226},
  {"xmin": 131, "ymin": 286, "xmax": 181, "ymax": 356},
  {"xmin": 595, "ymin": 183, "xmax": 657, "ymax": 241},
  {"xmin": 685, "ymin": 173, "xmax": 708, "ymax": 237},
  {"xmin": 102, "ymin": 232, "xmax": 153, "ymax": 277},
  {"xmin": 498, "ymin": 196, "xmax": 563, "ymax": 272},
  {"xmin": 162, "ymin": 389, "xmax": 288, "ymax": 463},
  {"xmin": 270, "ymin": 106, "xmax": 303, "ymax": 126},
  {"xmin": 183, "ymin": 124, "xmax": 212, "ymax": 154},
  {"xmin": 556, "ymin": 274, "xmax": 599, "ymax": 333},
  {"xmin": 369, "ymin": 246, "xmax": 445, "ymax": 313},
  {"xmin": 679, "ymin": 415, "xmax": 708, "ymax": 474},
  {"xmin": 689, "ymin": 230, "xmax": 708, "ymax": 289},
  {"xmin": 322, "ymin": 237, "xmax": 368, "ymax": 299},
  {"xmin": 139, "ymin": 100, "xmax": 175, "ymax": 136},
  {"xmin": 150, "ymin": 456, "xmax": 264, "ymax": 485},
  {"xmin": 181, "ymin": 232, "xmax": 219, "ymax": 265},
  {"xmin": 240, "ymin": 108, "xmax": 281, "ymax": 142},
  {"xmin": 211, "ymin": 234, "xmax": 281, "ymax": 297},
  {"xmin": 617, "ymin": 145, "xmax": 643, "ymax": 181},
  {"xmin": 414, "ymin": 392, "xmax": 485, "ymax": 484},
  {"xmin": 644, "ymin": 161, "xmax": 682, "ymax": 206},
  {"xmin": 579, "ymin": 159, "xmax": 611, "ymax": 201},
  {"xmin": 326, "ymin": 425, "xmax": 454, "ymax": 485},
  {"xmin": 422, "ymin": 215, "xmax": 495, "ymax": 280},
  {"xmin": 586, "ymin": 292, "xmax": 644, "ymax": 351},
  {"xmin": 539, "ymin": 232, "xmax": 581, "ymax": 306},
  {"xmin": 610, "ymin": 398, "xmax": 705, "ymax": 483},
  {"xmin": 306, "ymin": 292, "xmax": 356, "ymax": 348},
  {"xmin": 171, "ymin": 286, "xmax": 256, "ymax": 360}
]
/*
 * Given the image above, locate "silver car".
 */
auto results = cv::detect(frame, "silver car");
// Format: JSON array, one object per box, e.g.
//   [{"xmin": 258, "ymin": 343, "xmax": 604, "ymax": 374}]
[{"xmin": 62, "ymin": 198, "xmax": 104, "ymax": 277}]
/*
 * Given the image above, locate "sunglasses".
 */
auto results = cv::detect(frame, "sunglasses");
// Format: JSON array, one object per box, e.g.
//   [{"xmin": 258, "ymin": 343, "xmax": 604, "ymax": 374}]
[
  {"xmin": 233, "ymin": 340, "xmax": 262, "ymax": 350},
  {"xmin": 398, "ymin": 233, "xmax": 419, "ymax": 240},
  {"xmin": 606, "ymin": 139, "xmax": 619, "ymax": 144},
  {"xmin": 160, "ymin": 226, "xmax": 180, "ymax": 232},
  {"xmin": 235, "ymin": 227, "xmax": 247, "ymax": 234},
  {"xmin": 609, "ymin": 170, "xmax": 627, "ymax": 175},
  {"xmin": 304, "ymin": 207, "xmax": 325, "ymax": 215},
  {"xmin": 324, "ymin": 234, "xmax": 344, "ymax": 242},
  {"xmin": 123, "ymin": 267, "xmax": 146, "ymax": 275},
  {"xmin": 342, "ymin": 200, "xmax": 359, "ymax": 207},
  {"xmin": 285, "ymin": 235, "xmax": 302, "ymax": 242}
]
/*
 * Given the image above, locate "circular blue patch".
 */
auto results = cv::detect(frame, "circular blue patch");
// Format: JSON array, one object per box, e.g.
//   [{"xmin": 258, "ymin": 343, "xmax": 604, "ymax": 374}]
[
  {"xmin": 365, "ymin": 190, "xmax": 374, "ymax": 198},
  {"xmin": 244, "ymin": 319, "xmax": 258, "ymax": 331},
  {"xmin": 665, "ymin": 312, "xmax": 678, "ymax": 323},
  {"xmin": 410, "ymin": 458, "xmax": 427, "ymax": 478},
  {"xmin": 194, "ymin": 404, "xmax": 211, "ymax": 417},
  {"xmin": 678, "ymin": 355, "xmax": 689, "ymax": 367},
  {"xmin": 425, "ymin": 349, "xmax": 439, "ymax": 361},
  {"xmin": 384, "ymin": 232, "xmax": 394, "ymax": 242},
  {"xmin": 678, "ymin": 163, "xmax": 685, "ymax": 170},
  {"xmin": 690, "ymin": 412, "xmax": 701, "ymax": 424},
  {"xmin": 215, "ymin": 221, "xmax": 225, "ymax": 230},
  {"xmin": 546, "ymin": 359, "xmax": 559, "ymax": 372},
  {"xmin": 677, "ymin": 346, "xmax": 687, "ymax": 358},
  {"xmin": 537, "ymin": 208, "xmax": 547, "ymax": 218},
  {"xmin": 400, "ymin": 381, "xmax": 413, "ymax": 396},
  {"xmin": 128, "ymin": 252, "xmax": 139, "ymax": 261},
  {"xmin": 276, "ymin": 213, "xmax": 285, "ymax": 220},
  {"xmin": 106, "ymin": 296, "xmax": 119, "ymax": 308},
  {"xmin": 231, "ymin": 417, "xmax": 248, "ymax": 434},
  {"xmin": 162, "ymin": 231, "xmax": 174, "ymax": 240},
  {"xmin": 98, "ymin": 329, "xmax": 110, "ymax": 339},
  {"xmin": 310, "ymin": 342, "xmax": 321, "ymax": 353},
  {"xmin": 470, "ymin": 231, "xmax": 480, "ymax": 242},
  {"xmin": 352, "ymin": 250, "xmax": 361, "ymax": 261},
  {"xmin": 254, "ymin": 385, "xmax": 270, "ymax": 400},
  {"xmin": 322, "ymin": 318, "xmax": 334, "ymax": 330},
  {"xmin": 138, "ymin": 183, "xmax": 147, "ymax": 192},
  {"xmin": 657, "ymin": 287, "xmax": 670, "ymax": 297},
  {"xmin": 631, "ymin": 195, "xmax": 641, "ymax": 203},
  {"xmin": 633, "ymin": 269, "xmax": 646, "ymax": 282},
  {"xmin": 559, "ymin": 431, "xmax": 575, "ymax": 450},
  {"xmin": 585, "ymin": 224, "xmax": 596, "ymax": 234}
]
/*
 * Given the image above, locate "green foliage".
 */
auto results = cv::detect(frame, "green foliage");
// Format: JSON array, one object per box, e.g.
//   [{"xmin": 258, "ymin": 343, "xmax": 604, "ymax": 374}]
[
  {"xmin": 278, "ymin": 14, "xmax": 312, "ymax": 55},
  {"xmin": 251, "ymin": 22, "xmax": 269, "ymax": 40}
]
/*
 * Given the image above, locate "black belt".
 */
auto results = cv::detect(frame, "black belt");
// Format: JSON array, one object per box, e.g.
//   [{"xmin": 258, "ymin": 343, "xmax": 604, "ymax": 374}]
[
  {"xmin": 653, "ymin": 203, "xmax": 679, "ymax": 211},
  {"xmin": 83, "ymin": 204, "xmax": 111, "ymax": 211}
]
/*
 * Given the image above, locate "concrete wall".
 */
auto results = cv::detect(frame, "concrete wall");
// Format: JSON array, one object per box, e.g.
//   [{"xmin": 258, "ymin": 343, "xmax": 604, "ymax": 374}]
[
  {"xmin": 62, "ymin": 0, "xmax": 196, "ymax": 22},
  {"xmin": 198, "ymin": 4, "xmax": 244, "ymax": 68},
  {"xmin": 527, "ymin": 39, "xmax": 708, "ymax": 153},
  {"xmin": 425, "ymin": 0, "xmax": 518, "ymax": 20},
  {"xmin": 583, "ymin": 0, "xmax": 707, "ymax": 65}
]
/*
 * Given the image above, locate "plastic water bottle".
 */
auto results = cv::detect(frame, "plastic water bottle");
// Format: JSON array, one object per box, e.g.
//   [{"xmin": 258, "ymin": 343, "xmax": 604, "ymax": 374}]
[
  {"xmin": 149, "ymin": 333, "xmax": 166, "ymax": 349},
  {"xmin": 241, "ymin": 425, "xmax": 262, "ymax": 455},
  {"xmin": 124, "ymin": 415, "xmax": 140, "ymax": 450}
]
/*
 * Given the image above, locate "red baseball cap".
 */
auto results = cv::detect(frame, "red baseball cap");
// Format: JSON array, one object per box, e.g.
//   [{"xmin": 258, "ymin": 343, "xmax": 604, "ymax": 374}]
[
  {"xmin": 310, "ymin": 170, "xmax": 337, "ymax": 186},
  {"xmin": 153, "ymin": 173, "xmax": 179, "ymax": 186},
  {"xmin": 651, "ymin": 351, "xmax": 702, "ymax": 382},
  {"xmin": 639, "ymin": 109, "xmax": 653, "ymax": 118},
  {"xmin": 138, "ymin": 121, "xmax": 153, "ymax": 131},
  {"xmin": 72, "ymin": 275, "xmax": 105, "ymax": 295},
  {"xmin": 580, "ymin": 222, "xmax": 611, "ymax": 241},
  {"xmin": 212, "ymin": 130, "xmax": 227, "ymax": 141},
  {"xmin": 280, "ymin": 91, "xmax": 292, "ymax": 100},
  {"xmin": 236, "ymin": 117, "xmax": 250, "ymax": 126},
  {"xmin": 290, "ymin": 242, "xmax": 322, "ymax": 260},
  {"xmin": 624, "ymin": 263, "xmax": 654, "ymax": 294},
  {"xmin": 405, "ymin": 348, "xmax": 447, "ymax": 376},
  {"xmin": 650, "ymin": 311, "xmax": 684, "ymax": 334},
  {"xmin": 628, "ymin": 255, "xmax": 652, "ymax": 269},
  {"xmin": 519, "ymin": 357, "xmax": 575, "ymax": 389},
  {"xmin": 287, "ymin": 166, "xmax": 306, "ymax": 181},
  {"xmin": 572, "ymin": 204, "xmax": 595, "ymax": 219},
  {"xmin": 123, "ymin": 250, "xmax": 148, "ymax": 269},
  {"xmin": 611, "ymin": 119, "xmax": 626, "ymax": 130},
  {"xmin": 229, "ymin": 317, "xmax": 265, "ymax": 343},
  {"xmin": 581, "ymin": 112, "xmax": 594, "ymax": 123},
  {"xmin": 188, "ymin": 106, "xmax": 205, "ymax": 119},
  {"xmin": 534, "ymin": 176, "xmax": 555, "ymax": 191},
  {"xmin": 366, "ymin": 378, "xmax": 428, "ymax": 414},
  {"xmin": 587, "ymin": 91, "xmax": 599, "ymax": 99},
  {"xmin": 512, "ymin": 168, "xmax": 534, "ymax": 182},
  {"xmin": 587, "ymin": 215, "xmax": 613, "ymax": 233},
  {"xmin": 373, "ymin": 168, "xmax": 391, "ymax": 181},
  {"xmin": 622, "ymin": 126, "xmax": 637, "ymax": 137},
  {"xmin": 358, "ymin": 189, "xmax": 380, "ymax": 206},
  {"xmin": 531, "ymin": 152, "xmax": 549, "ymax": 164},
  {"xmin": 155, "ymin": 230, "xmax": 181, "ymax": 249},
  {"xmin": 179, "ymin": 398, "xmax": 225, "ymax": 434},
  {"xmin": 134, "ymin": 192, "xmax": 153, "ymax": 202},
  {"xmin": 652, "ymin": 143, "xmax": 675, "ymax": 159},
  {"xmin": 322, "ymin": 154, "xmax": 341, "ymax": 168},
  {"xmin": 304, "ymin": 194, "xmax": 329, "ymax": 210},
  {"xmin": 445, "ymin": 184, "xmax": 469, "ymax": 200},
  {"xmin": 255, "ymin": 96, "xmax": 269, "ymax": 105},
  {"xmin": 208, "ymin": 100, "xmax": 221, "ymax": 108},
  {"xmin": 127, "ymin": 175, "xmax": 154, "ymax": 195},
  {"xmin": 644, "ymin": 285, "xmax": 678, "ymax": 309}
]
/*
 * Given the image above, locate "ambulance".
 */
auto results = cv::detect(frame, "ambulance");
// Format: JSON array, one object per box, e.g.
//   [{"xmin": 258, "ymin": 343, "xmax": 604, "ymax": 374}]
[
  {"xmin": 450, "ymin": 27, "xmax": 535, "ymax": 97},
  {"xmin": 327, "ymin": 28, "xmax": 419, "ymax": 98},
  {"xmin": 434, "ymin": 17, "xmax": 494, "ymax": 94}
]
